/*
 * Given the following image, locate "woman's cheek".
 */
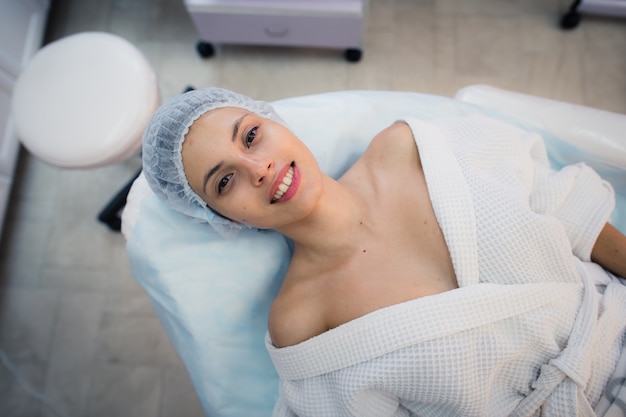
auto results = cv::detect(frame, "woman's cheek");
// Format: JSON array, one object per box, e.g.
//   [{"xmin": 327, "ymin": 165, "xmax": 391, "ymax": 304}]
[{"xmin": 238, "ymin": 205, "xmax": 248, "ymax": 224}]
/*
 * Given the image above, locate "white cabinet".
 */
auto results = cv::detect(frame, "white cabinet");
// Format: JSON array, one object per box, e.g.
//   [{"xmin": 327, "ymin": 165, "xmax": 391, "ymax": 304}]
[
  {"xmin": 184, "ymin": 0, "xmax": 366, "ymax": 61},
  {"xmin": 0, "ymin": 0, "xmax": 50, "ymax": 236}
]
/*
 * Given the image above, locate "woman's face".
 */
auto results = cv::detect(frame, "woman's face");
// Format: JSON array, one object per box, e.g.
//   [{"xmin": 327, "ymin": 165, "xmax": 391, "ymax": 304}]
[{"xmin": 182, "ymin": 107, "xmax": 323, "ymax": 230}]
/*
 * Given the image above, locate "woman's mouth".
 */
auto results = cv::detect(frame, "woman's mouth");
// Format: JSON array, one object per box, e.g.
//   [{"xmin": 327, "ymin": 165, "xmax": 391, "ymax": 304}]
[{"xmin": 271, "ymin": 162, "xmax": 299, "ymax": 204}]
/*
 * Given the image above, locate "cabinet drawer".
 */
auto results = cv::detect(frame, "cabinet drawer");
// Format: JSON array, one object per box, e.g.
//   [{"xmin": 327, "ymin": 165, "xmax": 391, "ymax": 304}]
[
  {"xmin": 185, "ymin": 0, "xmax": 364, "ymax": 18},
  {"xmin": 189, "ymin": 12, "xmax": 363, "ymax": 49}
]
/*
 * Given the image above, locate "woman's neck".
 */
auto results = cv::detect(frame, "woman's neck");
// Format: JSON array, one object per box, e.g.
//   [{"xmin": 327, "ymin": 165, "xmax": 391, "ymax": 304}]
[{"xmin": 277, "ymin": 175, "xmax": 372, "ymax": 259}]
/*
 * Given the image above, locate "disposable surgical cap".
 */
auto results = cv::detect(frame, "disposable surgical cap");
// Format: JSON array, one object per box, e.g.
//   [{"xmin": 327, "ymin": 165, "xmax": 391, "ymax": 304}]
[{"xmin": 141, "ymin": 87, "xmax": 287, "ymax": 238}]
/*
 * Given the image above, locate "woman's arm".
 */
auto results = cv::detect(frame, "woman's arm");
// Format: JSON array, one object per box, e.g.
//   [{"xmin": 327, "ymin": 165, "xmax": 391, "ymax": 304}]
[{"xmin": 591, "ymin": 223, "xmax": 626, "ymax": 278}]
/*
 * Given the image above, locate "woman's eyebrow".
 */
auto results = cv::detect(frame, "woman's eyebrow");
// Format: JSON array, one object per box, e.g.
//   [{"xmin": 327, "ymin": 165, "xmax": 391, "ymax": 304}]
[
  {"xmin": 232, "ymin": 113, "xmax": 249, "ymax": 142},
  {"xmin": 202, "ymin": 113, "xmax": 249, "ymax": 195},
  {"xmin": 203, "ymin": 162, "xmax": 223, "ymax": 195}
]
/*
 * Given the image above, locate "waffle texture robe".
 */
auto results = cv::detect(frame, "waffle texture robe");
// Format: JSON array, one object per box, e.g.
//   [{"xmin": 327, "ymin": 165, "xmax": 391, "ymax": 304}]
[{"xmin": 265, "ymin": 115, "xmax": 626, "ymax": 417}]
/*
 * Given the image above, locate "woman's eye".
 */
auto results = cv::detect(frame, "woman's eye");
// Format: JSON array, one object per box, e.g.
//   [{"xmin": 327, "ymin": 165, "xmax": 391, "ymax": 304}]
[
  {"xmin": 245, "ymin": 127, "xmax": 258, "ymax": 148},
  {"xmin": 217, "ymin": 174, "xmax": 232, "ymax": 194}
]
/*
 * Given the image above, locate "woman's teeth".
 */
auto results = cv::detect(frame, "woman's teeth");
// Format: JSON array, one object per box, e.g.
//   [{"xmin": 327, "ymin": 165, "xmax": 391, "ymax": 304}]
[{"xmin": 272, "ymin": 166, "xmax": 294, "ymax": 202}]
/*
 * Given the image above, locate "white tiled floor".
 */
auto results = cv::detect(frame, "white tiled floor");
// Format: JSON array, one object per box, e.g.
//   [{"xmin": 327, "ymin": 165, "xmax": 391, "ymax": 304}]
[{"xmin": 0, "ymin": 0, "xmax": 625, "ymax": 416}]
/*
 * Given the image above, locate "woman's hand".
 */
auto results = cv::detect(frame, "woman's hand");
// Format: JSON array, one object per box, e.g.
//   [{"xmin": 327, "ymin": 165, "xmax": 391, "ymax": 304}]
[{"xmin": 591, "ymin": 223, "xmax": 626, "ymax": 278}]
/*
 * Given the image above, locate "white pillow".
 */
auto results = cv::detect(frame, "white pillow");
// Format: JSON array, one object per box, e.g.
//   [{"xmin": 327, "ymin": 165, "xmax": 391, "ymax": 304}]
[{"xmin": 124, "ymin": 90, "xmax": 626, "ymax": 417}]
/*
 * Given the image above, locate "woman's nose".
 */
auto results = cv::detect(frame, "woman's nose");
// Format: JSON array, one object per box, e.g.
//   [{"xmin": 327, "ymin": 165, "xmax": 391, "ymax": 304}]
[{"xmin": 244, "ymin": 157, "xmax": 273, "ymax": 185}]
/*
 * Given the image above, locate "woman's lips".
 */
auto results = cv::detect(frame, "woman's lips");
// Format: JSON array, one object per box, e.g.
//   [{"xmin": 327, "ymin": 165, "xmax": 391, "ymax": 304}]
[{"xmin": 270, "ymin": 162, "xmax": 299, "ymax": 204}]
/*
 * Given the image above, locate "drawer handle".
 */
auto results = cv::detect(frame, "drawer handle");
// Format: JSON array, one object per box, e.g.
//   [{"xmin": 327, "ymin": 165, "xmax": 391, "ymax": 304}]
[{"xmin": 264, "ymin": 26, "xmax": 289, "ymax": 38}]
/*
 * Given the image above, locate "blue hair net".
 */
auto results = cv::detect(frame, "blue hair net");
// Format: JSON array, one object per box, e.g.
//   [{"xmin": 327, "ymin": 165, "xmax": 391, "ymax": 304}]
[{"xmin": 141, "ymin": 87, "xmax": 286, "ymax": 238}]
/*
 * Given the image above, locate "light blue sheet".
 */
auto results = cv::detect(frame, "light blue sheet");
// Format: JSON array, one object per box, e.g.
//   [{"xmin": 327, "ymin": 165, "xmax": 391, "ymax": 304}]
[{"xmin": 126, "ymin": 90, "xmax": 626, "ymax": 417}]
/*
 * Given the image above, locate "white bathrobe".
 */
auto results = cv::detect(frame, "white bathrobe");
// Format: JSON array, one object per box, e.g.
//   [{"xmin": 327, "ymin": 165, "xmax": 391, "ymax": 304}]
[{"xmin": 265, "ymin": 115, "xmax": 626, "ymax": 417}]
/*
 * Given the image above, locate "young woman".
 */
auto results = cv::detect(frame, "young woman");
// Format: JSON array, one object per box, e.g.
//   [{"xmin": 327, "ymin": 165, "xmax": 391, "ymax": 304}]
[{"xmin": 142, "ymin": 87, "xmax": 626, "ymax": 417}]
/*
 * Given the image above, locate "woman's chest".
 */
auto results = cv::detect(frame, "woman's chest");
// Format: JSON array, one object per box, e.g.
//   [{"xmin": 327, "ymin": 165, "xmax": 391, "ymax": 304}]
[{"xmin": 323, "ymin": 205, "xmax": 458, "ymax": 329}]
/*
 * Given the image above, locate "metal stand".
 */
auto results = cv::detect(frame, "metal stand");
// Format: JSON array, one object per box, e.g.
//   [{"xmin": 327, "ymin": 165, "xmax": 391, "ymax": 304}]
[
  {"xmin": 560, "ymin": 0, "xmax": 626, "ymax": 29},
  {"xmin": 97, "ymin": 169, "xmax": 142, "ymax": 231},
  {"xmin": 561, "ymin": 0, "xmax": 582, "ymax": 29}
]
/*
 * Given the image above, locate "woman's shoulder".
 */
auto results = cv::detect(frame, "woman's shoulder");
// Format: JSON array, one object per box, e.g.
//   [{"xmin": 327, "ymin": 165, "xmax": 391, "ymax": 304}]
[
  {"xmin": 361, "ymin": 121, "xmax": 419, "ymax": 171},
  {"xmin": 268, "ymin": 282, "xmax": 328, "ymax": 348},
  {"xmin": 268, "ymin": 260, "xmax": 330, "ymax": 348},
  {"xmin": 342, "ymin": 121, "xmax": 421, "ymax": 192}
]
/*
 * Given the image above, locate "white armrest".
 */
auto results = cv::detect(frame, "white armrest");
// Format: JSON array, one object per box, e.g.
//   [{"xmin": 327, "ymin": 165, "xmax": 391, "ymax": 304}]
[{"xmin": 455, "ymin": 85, "xmax": 626, "ymax": 170}]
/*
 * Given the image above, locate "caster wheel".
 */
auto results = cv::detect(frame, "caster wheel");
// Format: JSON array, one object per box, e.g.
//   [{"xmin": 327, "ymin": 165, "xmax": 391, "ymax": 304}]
[
  {"xmin": 560, "ymin": 11, "xmax": 580, "ymax": 29},
  {"xmin": 196, "ymin": 41, "xmax": 215, "ymax": 58},
  {"xmin": 344, "ymin": 48, "xmax": 362, "ymax": 63}
]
